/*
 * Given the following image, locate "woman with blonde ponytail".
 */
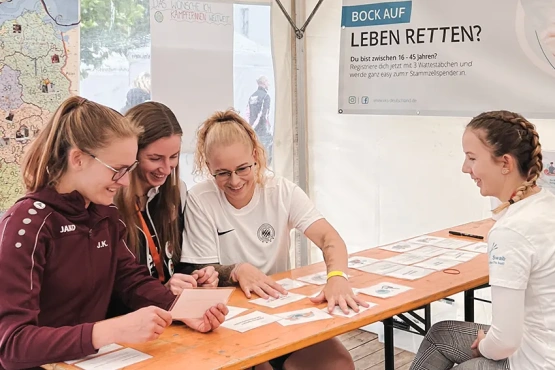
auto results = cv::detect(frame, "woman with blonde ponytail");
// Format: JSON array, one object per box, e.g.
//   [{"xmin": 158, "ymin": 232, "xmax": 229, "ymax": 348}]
[
  {"xmin": 181, "ymin": 109, "xmax": 365, "ymax": 370},
  {"xmin": 410, "ymin": 111, "xmax": 555, "ymax": 370}
]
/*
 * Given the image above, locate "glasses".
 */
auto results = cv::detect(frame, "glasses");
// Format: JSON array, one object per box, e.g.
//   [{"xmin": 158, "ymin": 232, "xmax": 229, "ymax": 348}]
[
  {"xmin": 212, "ymin": 164, "xmax": 255, "ymax": 180},
  {"xmin": 84, "ymin": 151, "xmax": 139, "ymax": 181}
]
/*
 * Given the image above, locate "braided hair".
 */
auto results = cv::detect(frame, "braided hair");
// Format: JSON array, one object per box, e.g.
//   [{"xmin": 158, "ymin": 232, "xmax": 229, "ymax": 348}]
[{"xmin": 467, "ymin": 110, "xmax": 542, "ymax": 213}]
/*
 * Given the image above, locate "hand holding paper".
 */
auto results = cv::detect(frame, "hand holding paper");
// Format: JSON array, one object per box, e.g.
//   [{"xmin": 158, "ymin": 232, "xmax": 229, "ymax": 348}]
[
  {"xmin": 169, "ymin": 287, "xmax": 234, "ymax": 320},
  {"xmin": 94, "ymin": 306, "xmax": 172, "ymax": 347},
  {"xmin": 182, "ymin": 303, "xmax": 229, "ymax": 333}
]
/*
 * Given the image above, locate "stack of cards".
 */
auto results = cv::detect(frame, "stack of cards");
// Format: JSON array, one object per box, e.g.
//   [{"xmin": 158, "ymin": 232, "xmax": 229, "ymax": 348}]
[{"xmin": 169, "ymin": 287, "xmax": 234, "ymax": 320}]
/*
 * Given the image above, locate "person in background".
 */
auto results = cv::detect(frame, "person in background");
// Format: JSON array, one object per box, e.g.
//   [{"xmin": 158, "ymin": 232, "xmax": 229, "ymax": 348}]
[
  {"xmin": 246, "ymin": 76, "xmax": 273, "ymax": 165},
  {"xmin": 410, "ymin": 110, "xmax": 555, "ymax": 370},
  {"xmin": 121, "ymin": 72, "xmax": 151, "ymax": 115},
  {"xmin": 181, "ymin": 109, "xmax": 366, "ymax": 370},
  {"xmin": 0, "ymin": 96, "xmax": 227, "ymax": 369}
]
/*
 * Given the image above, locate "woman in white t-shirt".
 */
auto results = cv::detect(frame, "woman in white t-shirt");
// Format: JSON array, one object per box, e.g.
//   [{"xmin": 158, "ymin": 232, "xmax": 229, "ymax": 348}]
[
  {"xmin": 410, "ymin": 110, "xmax": 555, "ymax": 370},
  {"xmin": 180, "ymin": 109, "xmax": 368, "ymax": 370}
]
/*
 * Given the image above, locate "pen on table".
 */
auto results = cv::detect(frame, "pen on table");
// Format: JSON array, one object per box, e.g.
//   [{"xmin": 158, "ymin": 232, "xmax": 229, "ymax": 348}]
[{"xmin": 448, "ymin": 230, "xmax": 484, "ymax": 240}]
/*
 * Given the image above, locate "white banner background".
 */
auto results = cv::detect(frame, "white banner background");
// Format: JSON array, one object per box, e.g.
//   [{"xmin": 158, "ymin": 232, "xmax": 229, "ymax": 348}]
[
  {"xmin": 150, "ymin": 0, "xmax": 234, "ymax": 152},
  {"xmin": 338, "ymin": 0, "xmax": 555, "ymax": 118}
]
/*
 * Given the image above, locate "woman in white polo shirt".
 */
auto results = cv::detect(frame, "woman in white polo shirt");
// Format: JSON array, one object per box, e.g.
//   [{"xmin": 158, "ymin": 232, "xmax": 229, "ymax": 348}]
[
  {"xmin": 410, "ymin": 110, "xmax": 555, "ymax": 370},
  {"xmin": 180, "ymin": 109, "xmax": 367, "ymax": 370}
]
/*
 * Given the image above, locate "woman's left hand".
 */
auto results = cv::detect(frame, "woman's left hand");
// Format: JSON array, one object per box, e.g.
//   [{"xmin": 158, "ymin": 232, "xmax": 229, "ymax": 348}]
[
  {"xmin": 471, "ymin": 329, "xmax": 486, "ymax": 358},
  {"xmin": 310, "ymin": 276, "xmax": 369, "ymax": 314}
]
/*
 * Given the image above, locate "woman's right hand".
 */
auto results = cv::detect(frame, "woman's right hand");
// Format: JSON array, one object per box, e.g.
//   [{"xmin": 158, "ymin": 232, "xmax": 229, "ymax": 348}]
[
  {"xmin": 164, "ymin": 273, "xmax": 198, "ymax": 295},
  {"xmin": 93, "ymin": 306, "xmax": 172, "ymax": 348},
  {"xmin": 234, "ymin": 263, "xmax": 287, "ymax": 299}
]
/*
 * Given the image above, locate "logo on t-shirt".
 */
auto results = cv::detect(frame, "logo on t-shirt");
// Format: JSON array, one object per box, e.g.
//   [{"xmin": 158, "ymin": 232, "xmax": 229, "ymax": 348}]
[
  {"xmin": 257, "ymin": 223, "xmax": 275, "ymax": 243},
  {"xmin": 488, "ymin": 242, "xmax": 506, "ymax": 266}
]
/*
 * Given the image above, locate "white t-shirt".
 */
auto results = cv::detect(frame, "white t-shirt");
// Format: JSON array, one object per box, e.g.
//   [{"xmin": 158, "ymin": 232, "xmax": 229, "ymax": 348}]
[
  {"xmin": 180, "ymin": 176, "xmax": 323, "ymax": 275},
  {"xmin": 485, "ymin": 188, "xmax": 555, "ymax": 369}
]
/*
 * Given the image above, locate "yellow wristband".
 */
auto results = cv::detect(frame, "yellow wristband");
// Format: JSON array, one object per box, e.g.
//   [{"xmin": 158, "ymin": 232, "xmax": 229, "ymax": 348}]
[{"xmin": 327, "ymin": 270, "xmax": 348, "ymax": 280}]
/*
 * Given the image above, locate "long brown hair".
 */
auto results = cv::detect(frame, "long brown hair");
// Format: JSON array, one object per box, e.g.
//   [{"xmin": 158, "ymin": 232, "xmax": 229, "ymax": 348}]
[
  {"xmin": 194, "ymin": 109, "xmax": 269, "ymax": 185},
  {"xmin": 467, "ymin": 110, "xmax": 542, "ymax": 213},
  {"xmin": 22, "ymin": 96, "xmax": 140, "ymax": 192},
  {"xmin": 114, "ymin": 102, "xmax": 183, "ymax": 264}
]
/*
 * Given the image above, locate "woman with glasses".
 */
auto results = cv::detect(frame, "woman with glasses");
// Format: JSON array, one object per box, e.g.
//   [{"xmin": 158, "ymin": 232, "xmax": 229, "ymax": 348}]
[
  {"xmin": 111, "ymin": 102, "xmax": 218, "ymax": 318},
  {"xmin": 0, "ymin": 97, "xmax": 227, "ymax": 369},
  {"xmin": 180, "ymin": 109, "xmax": 366, "ymax": 370}
]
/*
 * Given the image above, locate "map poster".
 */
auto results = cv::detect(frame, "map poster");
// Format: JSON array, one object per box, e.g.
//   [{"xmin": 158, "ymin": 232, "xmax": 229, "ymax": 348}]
[{"xmin": 0, "ymin": 0, "xmax": 79, "ymax": 213}]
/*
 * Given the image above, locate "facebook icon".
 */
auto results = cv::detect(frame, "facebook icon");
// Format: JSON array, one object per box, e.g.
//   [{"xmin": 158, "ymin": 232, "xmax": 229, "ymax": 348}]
[{"xmin": 361, "ymin": 96, "xmax": 369, "ymax": 104}]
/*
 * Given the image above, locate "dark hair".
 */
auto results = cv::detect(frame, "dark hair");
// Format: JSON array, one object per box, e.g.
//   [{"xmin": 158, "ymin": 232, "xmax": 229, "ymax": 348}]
[
  {"xmin": 114, "ymin": 101, "xmax": 183, "ymax": 264},
  {"xmin": 467, "ymin": 110, "xmax": 542, "ymax": 213}
]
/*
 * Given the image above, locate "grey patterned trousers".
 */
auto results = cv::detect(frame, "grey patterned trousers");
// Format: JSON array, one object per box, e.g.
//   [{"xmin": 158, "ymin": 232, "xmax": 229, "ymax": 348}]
[{"xmin": 409, "ymin": 321, "xmax": 510, "ymax": 370}]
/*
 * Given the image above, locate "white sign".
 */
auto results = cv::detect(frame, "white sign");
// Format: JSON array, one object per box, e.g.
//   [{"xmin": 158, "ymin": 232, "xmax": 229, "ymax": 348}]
[
  {"xmin": 150, "ymin": 0, "xmax": 234, "ymax": 152},
  {"xmin": 338, "ymin": 0, "xmax": 555, "ymax": 118}
]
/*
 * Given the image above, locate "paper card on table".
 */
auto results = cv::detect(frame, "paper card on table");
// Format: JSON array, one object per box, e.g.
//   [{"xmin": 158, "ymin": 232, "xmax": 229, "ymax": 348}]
[
  {"xmin": 440, "ymin": 250, "xmax": 480, "ymax": 262},
  {"xmin": 408, "ymin": 235, "xmax": 446, "ymax": 245},
  {"xmin": 250, "ymin": 292, "xmax": 306, "ymax": 308},
  {"xmin": 357, "ymin": 282, "xmax": 412, "ymax": 298},
  {"xmin": 461, "ymin": 242, "xmax": 488, "ymax": 254},
  {"xmin": 226, "ymin": 305, "xmax": 249, "ymax": 320},
  {"xmin": 309, "ymin": 287, "xmax": 361, "ymax": 299},
  {"xmin": 221, "ymin": 311, "xmax": 280, "ymax": 333},
  {"xmin": 379, "ymin": 241, "xmax": 424, "ymax": 253},
  {"xmin": 75, "ymin": 348, "xmax": 151, "ymax": 370},
  {"xmin": 357, "ymin": 261, "xmax": 404, "ymax": 275},
  {"xmin": 297, "ymin": 272, "xmax": 350, "ymax": 285},
  {"xmin": 276, "ymin": 278, "xmax": 308, "ymax": 290},
  {"xmin": 65, "ymin": 344, "xmax": 123, "ymax": 364},
  {"xmin": 431, "ymin": 238, "xmax": 475, "ymax": 249},
  {"xmin": 411, "ymin": 245, "xmax": 450, "ymax": 257},
  {"xmin": 348, "ymin": 256, "xmax": 378, "ymax": 269},
  {"xmin": 386, "ymin": 265, "xmax": 435, "ymax": 280},
  {"xmin": 384, "ymin": 253, "xmax": 430, "ymax": 265},
  {"xmin": 322, "ymin": 302, "xmax": 376, "ymax": 318},
  {"xmin": 169, "ymin": 287, "xmax": 234, "ymax": 320},
  {"xmin": 276, "ymin": 307, "xmax": 333, "ymax": 326},
  {"xmin": 414, "ymin": 256, "xmax": 462, "ymax": 271}
]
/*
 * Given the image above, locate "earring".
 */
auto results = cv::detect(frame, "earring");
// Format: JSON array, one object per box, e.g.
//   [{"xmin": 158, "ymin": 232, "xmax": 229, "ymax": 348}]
[{"xmin": 501, "ymin": 168, "xmax": 509, "ymax": 175}]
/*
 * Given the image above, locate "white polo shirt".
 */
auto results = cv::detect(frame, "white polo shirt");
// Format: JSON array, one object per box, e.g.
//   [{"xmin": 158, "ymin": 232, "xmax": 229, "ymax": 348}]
[
  {"xmin": 180, "ymin": 176, "xmax": 323, "ymax": 275},
  {"xmin": 485, "ymin": 188, "xmax": 555, "ymax": 369}
]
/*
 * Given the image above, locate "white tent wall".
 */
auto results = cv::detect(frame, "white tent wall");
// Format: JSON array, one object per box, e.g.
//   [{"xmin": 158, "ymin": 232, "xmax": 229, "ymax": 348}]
[{"xmin": 300, "ymin": 0, "xmax": 555, "ymax": 352}]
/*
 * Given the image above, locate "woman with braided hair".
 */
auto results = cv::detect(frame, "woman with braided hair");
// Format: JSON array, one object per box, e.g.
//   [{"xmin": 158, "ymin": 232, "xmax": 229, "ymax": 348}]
[{"xmin": 410, "ymin": 110, "xmax": 555, "ymax": 370}]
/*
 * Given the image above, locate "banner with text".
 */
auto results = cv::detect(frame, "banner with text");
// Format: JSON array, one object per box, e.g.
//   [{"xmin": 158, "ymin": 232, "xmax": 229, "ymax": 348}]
[
  {"xmin": 150, "ymin": 0, "xmax": 233, "ymax": 152},
  {"xmin": 338, "ymin": 0, "xmax": 555, "ymax": 117}
]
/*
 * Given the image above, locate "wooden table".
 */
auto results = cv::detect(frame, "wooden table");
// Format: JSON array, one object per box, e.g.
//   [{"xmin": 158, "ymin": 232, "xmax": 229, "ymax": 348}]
[{"xmin": 51, "ymin": 218, "xmax": 492, "ymax": 370}]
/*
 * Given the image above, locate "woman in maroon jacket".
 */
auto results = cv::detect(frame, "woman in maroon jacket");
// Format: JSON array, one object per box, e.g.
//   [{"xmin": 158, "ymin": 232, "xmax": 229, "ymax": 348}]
[{"xmin": 0, "ymin": 96, "xmax": 227, "ymax": 370}]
